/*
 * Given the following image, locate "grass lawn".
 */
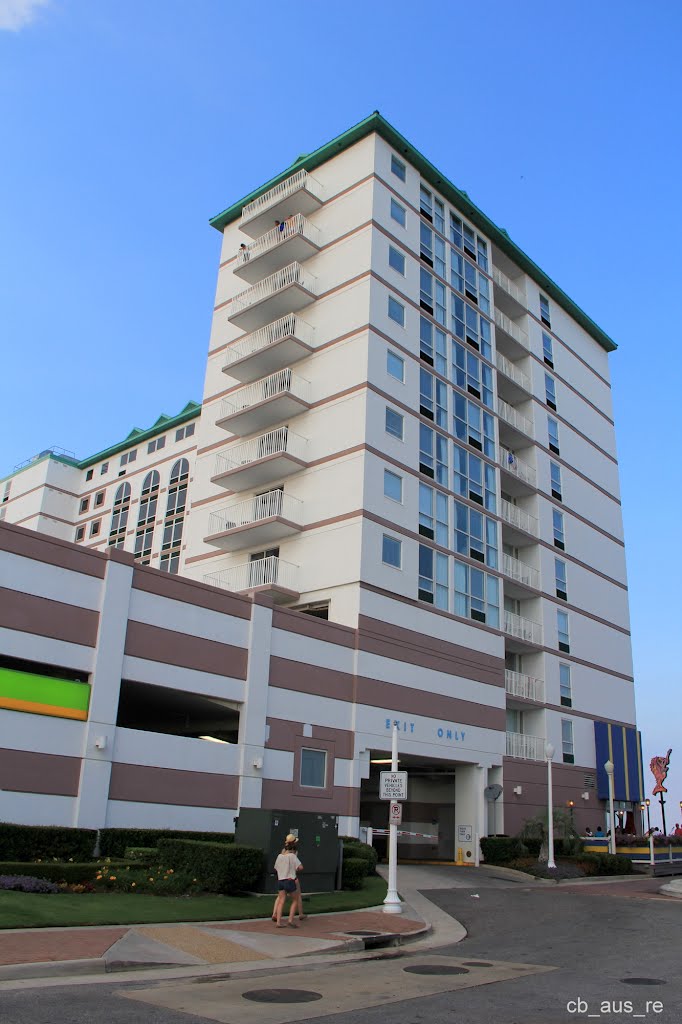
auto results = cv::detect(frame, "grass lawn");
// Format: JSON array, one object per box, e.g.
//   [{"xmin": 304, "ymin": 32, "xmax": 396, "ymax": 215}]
[{"xmin": 0, "ymin": 875, "xmax": 387, "ymax": 929}]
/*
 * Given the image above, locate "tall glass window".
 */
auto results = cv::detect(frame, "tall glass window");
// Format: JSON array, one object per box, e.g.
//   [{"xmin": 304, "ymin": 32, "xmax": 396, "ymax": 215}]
[
  {"xmin": 555, "ymin": 558, "xmax": 567, "ymax": 600},
  {"xmin": 453, "ymin": 445, "xmax": 496, "ymax": 512},
  {"xmin": 542, "ymin": 331, "xmax": 554, "ymax": 367},
  {"xmin": 454, "ymin": 502, "xmax": 498, "ymax": 567},
  {"xmin": 419, "ymin": 425, "xmax": 448, "ymax": 485},
  {"xmin": 561, "ymin": 719, "xmax": 574, "ymax": 763},
  {"xmin": 545, "ymin": 373, "xmax": 557, "ymax": 410},
  {"xmin": 550, "ymin": 461, "xmax": 562, "ymax": 501},
  {"xmin": 134, "ymin": 470, "xmax": 160, "ymax": 564},
  {"xmin": 452, "ymin": 342, "xmax": 493, "ymax": 408},
  {"xmin": 419, "ymin": 484, "xmax": 448, "ymax": 545},
  {"xmin": 454, "ymin": 561, "xmax": 500, "ymax": 626},
  {"xmin": 553, "ymin": 508, "xmax": 565, "ymax": 549},
  {"xmin": 160, "ymin": 459, "xmax": 189, "ymax": 574},
  {"xmin": 560, "ymin": 663, "xmax": 572, "ymax": 707},
  {"xmin": 109, "ymin": 482, "xmax": 131, "ymax": 549},
  {"xmin": 418, "ymin": 545, "xmax": 449, "ymax": 609},
  {"xmin": 548, "ymin": 416, "xmax": 560, "ymax": 454},
  {"xmin": 557, "ymin": 610, "xmax": 570, "ymax": 652}
]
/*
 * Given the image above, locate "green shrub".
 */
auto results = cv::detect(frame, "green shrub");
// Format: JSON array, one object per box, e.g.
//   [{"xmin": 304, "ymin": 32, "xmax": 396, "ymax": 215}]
[
  {"xmin": 341, "ymin": 856, "xmax": 368, "ymax": 890},
  {"xmin": 157, "ymin": 839, "xmax": 262, "ymax": 894},
  {"xmin": 91, "ymin": 864, "xmax": 201, "ymax": 895},
  {"xmin": 124, "ymin": 846, "xmax": 157, "ymax": 862},
  {"xmin": 480, "ymin": 836, "xmax": 527, "ymax": 864},
  {"xmin": 0, "ymin": 860, "xmax": 136, "ymax": 884},
  {"xmin": 0, "ymin": 825, "xmax": 96, "ymax": 862},
  {"xmin": 522, "ymin": 838, "xmax": 542, "ymax": 857},
  {"xmin": 99, "ymin": 829, "xmax": 234, "ymax": 859},
  {"xmin": 342, "ymin": 840, "xmax": 378, "ymax": 876}
]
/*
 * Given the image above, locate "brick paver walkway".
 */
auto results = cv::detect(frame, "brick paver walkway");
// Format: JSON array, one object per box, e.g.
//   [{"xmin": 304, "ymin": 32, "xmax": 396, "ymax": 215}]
[{"xmin": 0, "ymin": 927, "xmax": 127, "ymax": 965}]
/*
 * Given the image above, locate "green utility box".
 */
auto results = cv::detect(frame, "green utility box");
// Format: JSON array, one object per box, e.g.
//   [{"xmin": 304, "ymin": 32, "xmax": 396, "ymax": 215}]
[{"xmin": 234, "ymin": 808, "xmax": 339, "ymax": 893}]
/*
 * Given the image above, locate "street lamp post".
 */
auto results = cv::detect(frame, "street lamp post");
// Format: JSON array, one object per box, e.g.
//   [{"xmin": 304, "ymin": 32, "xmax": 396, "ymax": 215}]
[
  {"xmin": 604, "ymin": 760, "xmax": 616, "ymax": 854},
  {"xmin": 640, "ymin": 802, "xmax": 646, "ymax": 836},
  {"xmin": 567, "ymin": 800, "xmax": 575, "ymax": 829},
  {"xmin": 645, "ymin": 799, "xmax": 651, "ymax": 833},
  {"xmin": 545, "ymin": 742, "xmax": 556, "ymax": 870}
]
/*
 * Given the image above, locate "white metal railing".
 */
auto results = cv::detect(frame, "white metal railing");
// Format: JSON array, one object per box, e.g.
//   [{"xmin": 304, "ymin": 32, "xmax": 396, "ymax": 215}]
[
  {"xmin": 223, "ymin": 314, "xmax": 314, "ymax": 369},
  {"xmin": 506, "ymin": 731, "xmax": 545, "ymax": 761},
  {"xmin": 494, "ymin": 308, "xmax": 529, "ymax": 349},
  {"xmin": 230, "ymin": 263, "xmax": 316, "ymax": 317},
  {"xmin": 204, "ymin": 555, "xmax": 298, "ymax": 594},
  {"xmin": 498, "ymin": 398, "xmax": 534, "ymax": 437},
  {"xmin": 240, "ymin": 169, "xmax": 323, "ymax": 226},
  {"xmin": 499, "ymin": 446, "xmax": 536, "ymax": 487},
  {"xmin": 493, "ymin": 266, "xmax": 526, "ymax": 307},
  {"xmin": 504, "ymin": 610, "xmax": 543, "ymax": 646},
  {"xmin": 235, "ymin": 214, "xmax": 320, "ymax": 268},
  {"xmin": 500, "ymin": 498, "xmax": 538, "ymax": 537},
  {"xmin": 505, "ymin": 669, "xmax": 545, "ymax": 703},
  {"xmin": 495, "ymin": 352, "xmax": 531, "ymax": 393},
  {"xmin": 219, "ymin": 370, "xmax": 311, "ymax": 419},
  {"xmin": 208, "ymin": 491, "xmax": 302, "ymax": 536},
  {"xmin": 502, "ymin": 553, "xmax": 540, "ymax": 590},
  {"xmin": 214, "ymin": 427, "xmax": 307, "ymax": 477}
]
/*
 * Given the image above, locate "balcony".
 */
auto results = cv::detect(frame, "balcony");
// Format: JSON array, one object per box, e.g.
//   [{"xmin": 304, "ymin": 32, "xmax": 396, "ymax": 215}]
[
  {"xmin": 205, "ymin": 491, "xmax": 303, "ymax": 552},
  {"xmin": 506, "ymin": 731, "xmax": 545, "ymax": 761},
  {"xmin": 500, "ymin": 498, "xmax": 538, "ymax": 539},
  {"xmin": 495, "ymin": 352, "xmax": 531, "ymax": 405},
  {"xmin": 204, "ymin": 555, "xmax": 299, "ymax": 604},
  {"xmin": 502, "ymin": 553, "xmax": 540, "ymax": 592},
  {"xmin": 211, "ymin": 427, "xmax": 308, "ymax": 491},
  {"xmin": 228, "ymin": 263, "xmax": 316, "ymax": 333},
  {"xmin": 498, "ymin": 397, "xmax": 534, "ymax": 441},
  {"xmin": 499, "ymin": 445, "xmax": 536, "ymax": 493},
  {"xmin": 240, "ymin": 169, "xmax": 323, "ymax": 239},
  {"xmin": 505, "ymin": 669, "xmax": 545, "ymax": 704},
  {"xmin": 234, "ymin": 215, "xmax": 321, "ymax": 284},
  {"xmin": 223, "ymin": 315, "xmax": 314, "ymax": 384},
  {"xmin": 216, "ymin": 370, "xmax": 312, "ymax": 437},
  {"xmin": 494, "ymin": 308, "xmax": 529, "ymax": 359},
  {"xmin": 504, "ymin": 610, "xmax": 543, "ymax": 647},
  {"xmin": 493, "ymin": 266, "xmax": 526, "ymax": 318}
]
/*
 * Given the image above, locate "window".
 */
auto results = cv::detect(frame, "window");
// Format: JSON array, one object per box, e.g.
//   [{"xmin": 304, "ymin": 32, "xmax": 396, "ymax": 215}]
[
  {"xmin": 454, "ymin": 502, "xmax": 498, "ymax": 567},
  {"xmin": 388, "ymin": 245, "xmax": 405, "ymax": 275},
  {"xmin": 419, "ymin": 484, "xmax": 448, "ymax": 544},
  {"xmin": 419, "ymin": 424, "xmax": 448, "ymax": 484},
  {"xmin": 382, "ymin": 534, "xmax": 402, "ymax": 568},
  {"xmin": 542, "ymin": 331, "xmax": 554, "ymax": 368},
  {"xmin": 419, "ymin": 369, "xmax": 447, "ymax": 427},
  {"xmin": 147, "ymin": 436, "xmax": 166, "ymax": 455},
  {"xmin": 453, "ymin": 445, "xmax": 496, "ymax": 512},
  {"xmin": 418, "ymin": 544, "xmax": 449, "ymax": 609},
  {"xmin": 548, "ymin": 416, "xmax": 560, "ymax": 455},
  {"xmin": 555, "ymin": 558, "xmax": 567, "ymax": 600},
  {"xmin": 390, "ymin": 198, "xmax": 406, "ymax": 227},
  {"xmin": 391, "ymin": 154, "xmax": 406, "ymax": 181},
  {"xmin": 553, "ymin": 508, "xmax": 565, "ymax": 549},
  {"xmin": 434, "ymin": 198, "xmax": 445, "ymax": 234},
  {"xmin": 135, "ymin": 470, "xmax": 160, "ymax": 564},
  {"xmin": 387, "ymin": 350, "xmax": 405, "ymax": 382},
  {"xmin": 90, "ymin": 520, "xmax": 101, "ymax": 537},
  {"xmin": 100, "ymin": 462, "xmax": 109, "ymax": 475},
  {"xmin": 545, "ymin": 373, "xmax": 557, "ymax": 410},
  {"xmin": 94, "ymin": 490, "xmax": 105, "ymax": 507},
  {"xmin": 420, "ymin": 223, "xmax": 433, "ymax": 266},
  {"xmin": 388, "ymin": 295, "xmax": 405, "ymax": 326},
  {"xmin": 384, "ymin": 470, "xmax": 403, "ymax": 503},
  {"xmin": 79, "ymin": 497, "xmax": 89, "ymax": 514},
  {"xmin": 434, "ymin": 234, "xmax": 445, "ymax": 277},
  {"xmin": 561, "ymin": 718, "xmax": 574, "ymax": 764},
  {"xmin": 453, "ymin": 394, "xmax": 495, "ymax": 457},
  {"xmin": 175, "ymin": 422, "xmax": 195, "ymax": 442},
  {"xmin": 452, "ymin": 341, "xmax": 493, "ymax": 408},
  {"xmin": 550, "ymin": 461, "xmax": 562, "ymax": 501},
  {"xmin": 134, "ymin": 527, "xmax": 154, "ymax": 563},
  {"xmin": 419, "ymin": 317, "xmax": 447, "ymax": 374},
  {"xmin": 85, "ymin": 469, "xmax": 93, "ymax": 482},
  {"xmin": 540, "ymin": 294, "xmax": 551, "ymax": 327},
  {"xmin": 300, "ymin": 748, "xmax": 327, "ymax": 788},
  {"xmin": 557, "ymin": 610, "xmax": 570, "ymax": 653},
  {"xmin": 385, "ymin": 407, "xmax": 404, "ymax": 440},
  {"xmin": 419, "ymin": 185, "xmax": 433, "ymax": 221},
  {"xmin": 451, "ymin": 295, "xmax": 492, "ymax": 359},
  {"xmin": 120, "ymin": 450, "xmax": 137, "ymax": 467},
  {"xmin": 560, "ymin": 663, "xmax": 572, "ymax": 707},
  {"xmin": 75, "ymin": 526, "xmax": 85, "ymax": 542},
  {"xmin": 109, "ymin": 482, "xmax": 131, "ymax": 548},
  {"xmin": 420, "ymin": 267, "xmax": 433, "ymax": 311},
  {"xmin": 454, "ymin": 561, "xmax": 500, "ymax": 626},
  {"xmin": 160, "ymin": 459, "xmax": 189, "ymax": 574},
  {"xmin": 452, "ymin": 253, "xmax": 490, "ymax": 314}
]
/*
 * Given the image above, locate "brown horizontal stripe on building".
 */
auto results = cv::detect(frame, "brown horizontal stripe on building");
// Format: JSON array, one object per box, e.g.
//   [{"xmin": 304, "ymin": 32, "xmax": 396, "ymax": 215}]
[
  {"xmin": 132, "ymin": 565, "xmax": 252, "ymax": 619},
  {"xmin": 0, "ymin": 520, "xmax": 106, "ymax": 578},
  {"xmin": 0, "ymin": 586, "xmax": 99, "ymax": 648},
  {"xmin": 261, "ymin": 778, "xmax": 360, "ymax": 817},
  {"xmin": 266, "ymin": 718, "xmax": 354, "ymax": 759},
  {"xmin": 108, "ymin": 762, "xmax": 239, "ymax": 808},
  {"xmin": 354, "ymin": 674, "xmax": 505, "ymax": 731},
  {"xmin": 269, "ymin": 656, "xmax": 354, "ymax": 702},
  {"xmin": 272, "ymin": 605, "xmax": 356, "ymax": 649},
  {"xmin": 124, "ymin": 620, "xmax": 248, "ymax": 679},
  {"xmin": 0, "ymin": 747, "xmax": 81, "ymax": 796}
]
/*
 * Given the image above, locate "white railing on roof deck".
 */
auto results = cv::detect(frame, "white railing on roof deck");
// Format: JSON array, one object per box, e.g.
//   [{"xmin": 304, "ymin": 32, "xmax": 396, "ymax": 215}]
[
  {"xmin": 495, "ymin": 352, "xmax": 531, "ymax": 393},
  {"xmin": 204, "ymin": 555, "xmax": 298, "ymax": 594},
  {"xmin": 223, "ymin": 315, "xmax": 314, "ymax": 369},
  {"xmin": 499, "ymin": 446, "xmax": 536, "ymax": 487},
  {"xmin": 235, "ymin": 214, "xmax": 320, "ymax": 268},
  {"xmin": 494, "ymin": 308, "xmax": 529, "ymax": 349},
  {"xmin": 498, "ymin": 398, "xmax": 534, "ymax": 437},
  {"xmin": 500, "ymin": 499, "xmax": 538, "ymax": 537},
  {"xmin": 240, "ymin": 170, "xmax": 323, "ymax": 225},
  {"xmin": 214, "ymin": 427, "xmax": 307, "ymax": 476},
  {"xmin": 504, "ymin": 610, "xmax": 543, "ymax": 646},
  {"xmin": 502, "ymin": 553, "xmax": 540, "ymax": 590},
  {"xmin": 219, "ymin": 370, "xmax": 311, "ymax": 419},
  {"xmin": 505, "ymin": 669, "xmax": 545, "ymax": 703},
  {"xmin": 208, "ymin": 491, "xmax": 302, "ymax": 536},
  {"xmin": 493, "ymin": 266, "xmax": 526, "ymax": 307},
  {"xmin": 506, "ymin": 731, "xmax": 545, "ymax": 761},
  {"xmin": 230, "ymin": 263, "xmax": 315, "ymax": 316}
]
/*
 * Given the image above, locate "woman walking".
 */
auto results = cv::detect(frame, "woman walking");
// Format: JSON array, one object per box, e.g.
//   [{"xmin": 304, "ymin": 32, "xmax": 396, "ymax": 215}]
[{"xmin": 273, "ymin": 835, "xmax": 303, "ymax": 928}]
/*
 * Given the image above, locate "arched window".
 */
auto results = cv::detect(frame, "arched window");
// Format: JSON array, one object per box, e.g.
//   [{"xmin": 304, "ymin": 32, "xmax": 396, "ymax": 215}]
[
  {"xmin": 134, "ymin": 471, "xmax": 160, "ymax": 565},
  {"xmin": 160, "ymin": 459, "xmax": 189, "ymax": 574},
  {"xmin": 108, "ymin": 482, "xmax": 131, "ymax": 548}
]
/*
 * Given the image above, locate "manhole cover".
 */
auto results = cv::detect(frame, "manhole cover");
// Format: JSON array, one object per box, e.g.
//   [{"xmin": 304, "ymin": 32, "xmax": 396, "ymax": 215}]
[
  {"xmin": 242, "ymin": 989, "xmax": 323, "ymax": 1004},
  {"xmin": 346, "ymin": 930, "xmax": 383, "ymax": 936},
  {"xmin": 620, "ymin": 978, "xmax": 666, "ymax": 986},
  {"xmin": 463, "ymin": 961, "xmax": 493, "ymax": 967},
  {"xmin": 403, "ymin": 965, "xmax": 469, "ymax": 976}
]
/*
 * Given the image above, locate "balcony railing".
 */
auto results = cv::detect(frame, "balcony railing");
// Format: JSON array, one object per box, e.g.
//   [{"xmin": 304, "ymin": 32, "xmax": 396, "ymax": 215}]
[
  {"xmin": 204, "ymin": 555, "xmax": 298, "ymax": 595},
  {"xmin": 500, "ymin": 498, "xmax": 538, "ymax": 537},
  {"xmin": 498, "ymin": 398, "xmax": 534, "ymax": 437},
  {"xmin": 505, "ymin": 669, "xmax": 545, "ymax": 703},
  {"xmin": 236, "ymin": 214, "xmax": 320, "ymax": 268},
  {"xmin": 219, "ymin": 370, "xmax": 311, "ymax": 420},
  {"xmin": 506, "ymin": 731, "xmax": 545, "ymax": 761},
  {"xmin": 207, "ymin": 491, "xmax": 302, "ymax": 537},
  {"xmin": 494, "ymin": 308, "xmax": 529, "ymax": 350},
  {"xmin": 240, "ymin": 169, "xmax": 323, "ymax": 229},
  {"xmin": 214, "ymin": 426, "xmax": 307, "ymax": 477},
  {"xmin": 499, "ymin": 446, "xmax": 536, "ymax": 487},
  {"xmin": 502, "ymin": 553, "xmax": 540, "ymax": 590},
  {"xmin": 495, "ymin": 352, "xmax": 531, "ymax": 393},
  {"xmin": 230, "ymin": 263, "xmax": 316, "ymax": 320},
  {"xmin": 493, "ymin": 266, "xmax": 526, "ymax": 307},
  {"xmin": 504, "ymin": 610, "xmax": 543, "ymax": 646}
]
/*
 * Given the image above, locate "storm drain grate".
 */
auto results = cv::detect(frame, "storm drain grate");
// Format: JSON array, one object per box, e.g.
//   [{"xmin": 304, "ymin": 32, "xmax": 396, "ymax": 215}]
[
  {"xmin": 403, "ymin": 964, "xmax": 470, "ymax": 976},
  {"xmin": 620, "ymin": 978, "xmax": 666, "ymax": 986},
  {"xmin": 242, "ymin": 989, "xmax": 323, "ymax": 1004}
]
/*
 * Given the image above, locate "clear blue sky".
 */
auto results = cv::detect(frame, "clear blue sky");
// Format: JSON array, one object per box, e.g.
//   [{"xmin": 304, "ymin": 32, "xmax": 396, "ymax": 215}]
[{"xmin": 1, "ymin": 0, "xmax": 681, "ymax": 829}]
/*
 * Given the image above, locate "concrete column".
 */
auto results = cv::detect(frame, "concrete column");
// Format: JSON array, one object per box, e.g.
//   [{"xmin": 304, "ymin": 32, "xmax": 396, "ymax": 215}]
[
  {"xmin": 236, "ymin": 594, "xmax": 272, "ymax": 809},
  {"xmin": 488, "ymin": 764, "xmax": 504, "ymax": 835},
  {"xmin": 455, "ymin": 763, "xmax": 488, "ymax": 863}
]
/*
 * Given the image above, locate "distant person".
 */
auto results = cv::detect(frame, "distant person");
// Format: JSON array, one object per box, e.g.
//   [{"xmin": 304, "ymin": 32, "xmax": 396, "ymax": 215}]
[
  {"xmin": 272, "ymin": 835, "xmax": 303, "ymax": 928},
  {"xmin": 595, "ymin": 826, "xmax": 604, "ymax": 837},
  {"xmin": 239, "ymin": 242, "xmax": 249, "ymax": 261},
  {"xmin": 674, "ymin": 823, "xmax": 682, "ymax": 837},
  {"xmin": 275, "ymin": 219, "xmax": 285, "ymax": 233},
  {"xmin": 271, "ymin": 835, "xmax": 305, "ymax": 923},
  {"xmin": 584, "ymin": 827, "xmax": 593, "ymax": 837}
]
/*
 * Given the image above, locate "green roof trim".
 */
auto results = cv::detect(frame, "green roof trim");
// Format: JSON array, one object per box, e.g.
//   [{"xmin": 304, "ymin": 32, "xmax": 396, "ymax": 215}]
[
  {"xmin": 210, "ymin": 111, "xmax": 616, "ymax": 354},
  {"xmin": 78, "ymin": 400, "xmax": 201, "ymax": 469}
]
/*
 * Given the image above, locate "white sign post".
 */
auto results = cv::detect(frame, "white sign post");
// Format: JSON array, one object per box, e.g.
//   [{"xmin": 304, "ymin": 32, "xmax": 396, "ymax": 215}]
[
  {"xmin": 383, "ymin": 726, "xmax": 403, "ymax": 914},
  {"xmin": 389, "ymin": 802, "xmax": 402, "ymax": 825},
  {"xmin": 379, "ymin": 771, "xmax": 408, "ymax": 801}
]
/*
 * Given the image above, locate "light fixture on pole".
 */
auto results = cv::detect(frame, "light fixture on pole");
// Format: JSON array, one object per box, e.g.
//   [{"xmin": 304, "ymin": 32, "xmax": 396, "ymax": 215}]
[
  {"xmin": 640, "ymin": 801, "xmax": 646, "ymax": 836},
  {"xmin": 645, "ymin": 798, "xmax": 651, "ymax": 833},
  {"xmin": 604, "ymin": 760, "xmax": 616, "ymax": 854},
  {"xmin": 567, "ymin": 799, "xmax": 575, "ymax": 827},
  {"xmin": 545, "ymin": 742, "xmax": 556, "ymax": 870}
]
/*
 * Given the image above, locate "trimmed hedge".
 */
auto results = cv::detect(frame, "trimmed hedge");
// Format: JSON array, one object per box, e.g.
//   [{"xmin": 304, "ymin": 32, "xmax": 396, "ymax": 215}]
[
  {"xmin": 0, "ymin": 825, "xmax": 97, "ymax": 862},
  {"xmin": 480, "ymin": 836, "xmax": 527, "ymax": 864},
  {"xmin": 100, "ymin": 829, "xmax": 234, "ymax": 858},
  {"xmin": 577, "ymin": 853, "xmax": 633, "ymax": 876},
  {"xmin": 157, "ymin": 839, "xmax": 262, "ymax": 894},
  {"xmin": 341, "ymin": 857, "xmax": 368, "ymax": 890},
  {"xmin": 124, "ymin": 847, "xmax": 158, "ymax": 862},
  {"xmin": 0, "ymin": 861, "xmax": 137, "ymax": 884},
  {"xmin": 343, "ymin": 840, "xmax": 378, "ymax": 876}
]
